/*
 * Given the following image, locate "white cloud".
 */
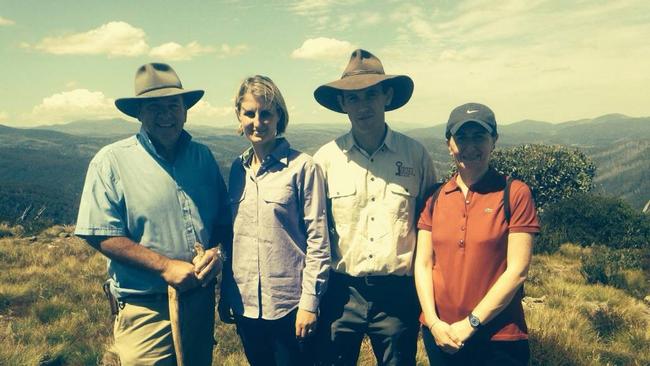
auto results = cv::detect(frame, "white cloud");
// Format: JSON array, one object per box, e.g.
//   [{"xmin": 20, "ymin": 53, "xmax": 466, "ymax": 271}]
[
  {"xmin": 149, "ymin": 41, "xmax": 215, "ymax": 61},
  {"xmin": 26, "ymin": 89, "xmax": 119, "ymax": 125},
  {"xmin": 188, "ymin": 100, "xmax": 233, "ymax": 124},
  {"xmin": 218, "ymin": 43, "xmax": 249, "ymax": 58},
  {"xmin": 31, "ymin": 21, "xmax": 148, "ymax": 57},
  {"xmin": 291, "ymin": 37, "xmax": 356, "ymax": 60},
  {"xmin": 0, "ymin": 16, "xmax": 15, "ymax": 26}
]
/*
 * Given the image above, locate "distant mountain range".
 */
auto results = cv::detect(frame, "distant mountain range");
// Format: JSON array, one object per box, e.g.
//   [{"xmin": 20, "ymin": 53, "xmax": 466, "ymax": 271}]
[{"xmin": 1, "ymin": 114, "xmax": 648, "ymax": 226}]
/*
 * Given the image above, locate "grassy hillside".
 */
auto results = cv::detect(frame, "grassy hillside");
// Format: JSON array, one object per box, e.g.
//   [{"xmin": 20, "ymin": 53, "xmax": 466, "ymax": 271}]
[{"xmin": 0, "ymin": 227, "xmax": 647, "ymax": 365}]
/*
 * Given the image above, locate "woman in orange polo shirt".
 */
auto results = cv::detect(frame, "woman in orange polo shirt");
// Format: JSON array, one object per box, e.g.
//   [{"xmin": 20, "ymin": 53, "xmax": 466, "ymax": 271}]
[{"xmin": 414, "ymin": 103, "xmax": 540, "ymax": 365}]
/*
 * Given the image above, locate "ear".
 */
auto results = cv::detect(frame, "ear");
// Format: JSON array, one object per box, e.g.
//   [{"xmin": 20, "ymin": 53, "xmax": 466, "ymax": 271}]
[
  {"xmin": 384, "ymin": 87, "xmax": 394, "ymax": 107},
  {"xmin": 447, "ymin": 138, "xmax": 453, "ymax": 155},
  {"xmin": 336, "ymin": 94, "xmax": 346, "ymax": 113}
]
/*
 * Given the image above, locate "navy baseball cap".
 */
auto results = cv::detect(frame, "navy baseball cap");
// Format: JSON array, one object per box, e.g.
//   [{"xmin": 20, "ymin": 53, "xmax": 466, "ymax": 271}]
[{"xmin": 445, "ymin": 102, "xmax": 497, "ymax": 139}]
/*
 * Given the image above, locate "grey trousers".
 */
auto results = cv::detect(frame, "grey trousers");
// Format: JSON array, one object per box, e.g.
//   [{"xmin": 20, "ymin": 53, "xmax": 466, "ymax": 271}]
[{"xmin": 316, "ymin": 271, "xmax": 420, "ymax": 366}]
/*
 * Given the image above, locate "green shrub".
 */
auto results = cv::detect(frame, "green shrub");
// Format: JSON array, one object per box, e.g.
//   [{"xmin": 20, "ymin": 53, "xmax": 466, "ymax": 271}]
[
  {"xmin": 490, "ymin": 144, "xmax": 596, "ymax": 210},
  {"xmin": 538, "ymin": 193, "xmax": 650, "ymax": 251}
]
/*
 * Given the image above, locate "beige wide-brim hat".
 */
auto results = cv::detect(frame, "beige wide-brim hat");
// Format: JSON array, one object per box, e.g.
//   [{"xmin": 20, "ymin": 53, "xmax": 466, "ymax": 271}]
[
  {"xmin": 115, "ymin": 63, "xmax": 204, "ymax": 118},
  {"xmin": 314, "ymin": 49, "xmax": 414, "ymax": 114}
]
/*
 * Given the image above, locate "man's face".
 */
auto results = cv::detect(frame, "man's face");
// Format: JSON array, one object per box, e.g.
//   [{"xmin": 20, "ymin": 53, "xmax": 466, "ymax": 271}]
[
  {"xmin": 338, "ymin": 84, "xmax": 393, "ymax": 134},
  {"xmin": 138, "ymin": 95, "xmax": 187, "ymax": 150}
]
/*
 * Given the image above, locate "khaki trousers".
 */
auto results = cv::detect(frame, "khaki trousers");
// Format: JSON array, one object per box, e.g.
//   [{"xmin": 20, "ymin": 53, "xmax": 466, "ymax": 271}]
[{"xmin": 114, "ymin": 284, "xmax": 216, "ymax": 366}]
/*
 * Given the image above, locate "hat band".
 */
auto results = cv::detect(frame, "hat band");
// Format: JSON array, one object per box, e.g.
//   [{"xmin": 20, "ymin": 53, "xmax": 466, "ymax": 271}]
[
  {"xmin": 343, "ymin": 69, "xmax": 384, "ymax": 78},
  {"xmin": 137, "ymin": 85, "xmax": 183, "ymax": 96}
]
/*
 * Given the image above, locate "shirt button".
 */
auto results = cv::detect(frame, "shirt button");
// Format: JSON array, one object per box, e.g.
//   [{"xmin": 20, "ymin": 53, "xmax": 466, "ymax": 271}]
[
  {"xmin": 370, "ymin": 177, "xmax": 375, "ymax": 181},
  {"xmin": 370, "ymin": 217, "xmax": 374, "ymax": 221},
  {"xmin": 369, "ymin": 254, "xmax": 374, "ymax": 258},
  {"xmin": 186, "ymin": 228, "xmax": 192, "ymax": 233},
  {"xmin": 459, "ymin": 239, "xmax": 464, "ymax": 245},
  {"xmin": 465, "ymin": 200, "xmax": 470, "ymax": 204},
  {"xmin": 461, "ymin": 226, "xmax": 465, "ymax": 231},
  {"xmin": 371, "ymin": 197, "xmax": 375, "ymax": 202},
  {"xmin": 370, "ymin": 238, "xmax": 374, "ymax": 242}
]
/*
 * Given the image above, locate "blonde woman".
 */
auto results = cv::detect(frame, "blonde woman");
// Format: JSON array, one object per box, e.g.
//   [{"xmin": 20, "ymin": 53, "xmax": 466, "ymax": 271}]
[{"xmin": 218, "ymin": 75, "xmax": 330, "ymax": 366}]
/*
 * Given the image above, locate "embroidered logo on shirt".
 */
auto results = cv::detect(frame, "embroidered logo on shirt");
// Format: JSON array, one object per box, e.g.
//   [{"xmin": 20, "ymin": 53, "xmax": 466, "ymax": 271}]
[
  {"xmin": 484, "ymin": 208, "xmax": 494, "ymax": 214},
  {"xmin": 395, "ymin": 161, "xmax": 415, "ymax": 177}
]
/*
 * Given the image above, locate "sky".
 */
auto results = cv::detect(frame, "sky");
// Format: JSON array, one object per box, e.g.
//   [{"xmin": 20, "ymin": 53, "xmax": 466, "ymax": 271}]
[{"xmin": 1, "ymin": 0, "xmax": 649, "ymax": 128}]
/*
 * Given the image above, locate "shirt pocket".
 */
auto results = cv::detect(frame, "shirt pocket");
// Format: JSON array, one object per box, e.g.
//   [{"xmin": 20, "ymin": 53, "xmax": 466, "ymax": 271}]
[
  {"xmin": 261, "ymin": 186, "xmax": 297, "ymax": 228},
  {"xmin": 327, "ymin": 181, "xmax": 357, "ymax": 229},
  {"xmin": 229, "ymin": 187, "xmax": 250, "ymax": 227},
  {"xmin": 386, "ymin": 181, "xmax": 418, "ymax": 222}
]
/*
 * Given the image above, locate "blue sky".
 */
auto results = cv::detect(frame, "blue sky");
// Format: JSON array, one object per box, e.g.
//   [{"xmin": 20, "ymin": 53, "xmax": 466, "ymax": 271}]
[{"xmin": 1, "ymin": 0, "xmax": 649, "ymax": 128}]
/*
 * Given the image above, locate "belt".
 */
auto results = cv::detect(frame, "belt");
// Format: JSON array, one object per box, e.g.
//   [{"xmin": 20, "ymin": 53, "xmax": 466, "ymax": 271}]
[
  {"xmin": 120, "ymin": 292, "xmax": 168, "ymax": 303},
  {"xmin": 332, "ymin": 271, "xmax": 413, "ymax": 287}
]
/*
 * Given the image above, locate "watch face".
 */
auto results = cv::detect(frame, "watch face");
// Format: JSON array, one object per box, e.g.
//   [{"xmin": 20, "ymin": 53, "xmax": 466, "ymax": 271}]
[{"xmin": 469, "ymin": 314, "xmax": 480, "ymax": 328}]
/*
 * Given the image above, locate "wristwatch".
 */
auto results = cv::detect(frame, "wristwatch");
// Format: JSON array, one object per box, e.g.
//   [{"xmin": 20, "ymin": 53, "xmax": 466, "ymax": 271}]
[{"xmin": 468, "ymin": 313, "xmax": 482, "ymax": 329}]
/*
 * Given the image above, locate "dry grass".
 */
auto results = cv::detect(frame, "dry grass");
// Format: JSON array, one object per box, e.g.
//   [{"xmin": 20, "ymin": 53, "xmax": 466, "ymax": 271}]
[{"xmin": 1, "ymin": 231, "xmax": 648, "ymax": 365}]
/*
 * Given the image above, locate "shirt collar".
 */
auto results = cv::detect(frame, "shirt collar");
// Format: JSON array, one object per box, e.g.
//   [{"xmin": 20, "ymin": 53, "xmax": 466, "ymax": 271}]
[
  {"xmin": 240, "ymin": 137, "xmax": 290, "ymax": 168},
  {"xmin": 340, "ymin": 123, "xmax": 396, "ymax": 153},
  {"xmin": 444, "ymin": 167, "xmax": 505, "ymax": 194},
  {"xmin": 136, "ymin": 127, "xmax": 192, "ymax": 160}
]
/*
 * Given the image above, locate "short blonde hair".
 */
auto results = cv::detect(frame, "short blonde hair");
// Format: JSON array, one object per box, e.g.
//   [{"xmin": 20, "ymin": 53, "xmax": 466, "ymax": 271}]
[{"xmin": 234, "ymin": 75, "xmax": 289, "ymax": 135}]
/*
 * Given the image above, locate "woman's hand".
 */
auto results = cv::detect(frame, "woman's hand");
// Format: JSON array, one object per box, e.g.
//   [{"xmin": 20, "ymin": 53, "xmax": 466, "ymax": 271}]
[
  {"xmin": 430, "ymin": 320, "xmax": 464, "ymax": 354},
  {"xmin": 217, "ymin": 297, "xmax": 235, "ymax": 324},
  {"xmin": 295, "ymin": 308, "xmax": 318, "ymax": 339},
  {"xmin": 448, "ymin": 318, "xmax": 477, "ymax": 346}
]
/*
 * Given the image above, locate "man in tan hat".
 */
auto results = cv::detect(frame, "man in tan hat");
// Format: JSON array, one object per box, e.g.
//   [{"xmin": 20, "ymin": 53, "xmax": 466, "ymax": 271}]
[
  {"xmin": 313, "ymin": 49, "xmax": 436, "ymax": 365},
  {"xmin": 75, "ymin": 63, "xmax": 231, "ymax": 365}
]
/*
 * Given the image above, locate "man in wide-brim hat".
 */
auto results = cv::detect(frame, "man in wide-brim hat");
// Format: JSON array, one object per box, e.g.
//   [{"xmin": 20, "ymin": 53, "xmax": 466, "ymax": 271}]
[
  {"xmin": 75, "ymin": 63, "xmax": 231, "ymax": 366},
  {"xmin": 313, "ymin": 49, "xmax": 436, "ymax": 365}
]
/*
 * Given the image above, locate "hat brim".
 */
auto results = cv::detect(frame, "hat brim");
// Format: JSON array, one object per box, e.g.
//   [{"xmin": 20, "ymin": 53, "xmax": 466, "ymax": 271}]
[
  {"xmin": 115, "ymin": 88, "xmax": 204, "ymax": 118},
  {"xmin": 314, "ymin": 74, "xmax": 413, "ymax": 114},
  {"xmin": 447, "ymin": 119, "xmax": 495, "ymax": 139}
]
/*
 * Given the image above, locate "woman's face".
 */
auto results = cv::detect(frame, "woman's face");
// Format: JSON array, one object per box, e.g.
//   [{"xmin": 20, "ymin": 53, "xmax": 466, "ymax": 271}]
[
  {"xmin": 238, "ymin": 92, "xmax": 280, "ymax": 148},
  {"xmin": 447, "ymin": 122, "xmax": 496, "ymax": 172}
]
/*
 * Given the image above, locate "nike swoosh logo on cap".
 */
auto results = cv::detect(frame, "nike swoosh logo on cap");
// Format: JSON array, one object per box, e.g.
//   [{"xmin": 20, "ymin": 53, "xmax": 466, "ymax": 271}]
[{"xmin": 466, "ymin": 109, "xmax": 479, "ymax": 114}]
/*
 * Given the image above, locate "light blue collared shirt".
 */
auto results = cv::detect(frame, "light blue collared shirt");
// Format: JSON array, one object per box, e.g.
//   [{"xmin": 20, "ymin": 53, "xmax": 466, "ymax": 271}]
[
  {"xmin": 222, "ymin": 138, "xmax": 330, "ymax": 320},
  {"xmin": 75, "ymin": 128, "xmax": 230, "ymax": 298}
]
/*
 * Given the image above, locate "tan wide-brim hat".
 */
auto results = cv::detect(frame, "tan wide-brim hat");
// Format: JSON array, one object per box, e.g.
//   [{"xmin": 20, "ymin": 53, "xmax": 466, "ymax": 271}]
[
  {"xmin": 115, "ymin": 63, "xmax": 204, "ymax": 118},
  {"xmin": 314, "ymin": 49, "xmax": 414, "ymax": 114}
]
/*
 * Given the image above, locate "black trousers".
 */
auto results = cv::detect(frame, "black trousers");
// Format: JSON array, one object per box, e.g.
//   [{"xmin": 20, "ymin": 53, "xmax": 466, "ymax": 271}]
[
  {"xmin": 236, "ymin": 308, "xmax": 315, "ymax": 366},
  {"xmin": 421, "ymin": 325, "xmax": 530, "ymax": 366},
  {"xmin": 316, "ymin": 271, "xmax": 420, "ymax": 366}
]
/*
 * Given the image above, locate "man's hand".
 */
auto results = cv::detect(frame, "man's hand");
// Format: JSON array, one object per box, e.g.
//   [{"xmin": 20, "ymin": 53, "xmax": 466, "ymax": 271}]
[
  {"xmin": 295, "ymin": 308, "xmax": 317, "ymax": 339},
  {"xmin": 192, "ymin": 247, "xmax": 223, "ymax": 286},
  {"xmin": 161, "ymin": 259, "xmax": 200, "ymax": 292},
  {"xmin": 429, "ymin": 320, "xmax": 464, "ymax": 354}
]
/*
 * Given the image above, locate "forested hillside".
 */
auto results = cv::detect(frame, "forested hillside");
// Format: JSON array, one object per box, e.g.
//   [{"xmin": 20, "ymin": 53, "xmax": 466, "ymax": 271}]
[{"xmin": 1, "ymin": 113, "xmax": 648, "ymax": 230}]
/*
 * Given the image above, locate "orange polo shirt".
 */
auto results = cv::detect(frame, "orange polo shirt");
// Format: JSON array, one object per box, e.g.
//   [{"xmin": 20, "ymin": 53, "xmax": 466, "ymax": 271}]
[{"xmin": 417, "ymin": 168, "xmax": 540, "ymax": 341}]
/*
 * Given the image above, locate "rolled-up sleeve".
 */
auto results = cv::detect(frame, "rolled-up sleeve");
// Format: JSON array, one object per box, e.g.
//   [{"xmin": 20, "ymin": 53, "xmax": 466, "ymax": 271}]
[
  {"xmin": 298, "ymin": 161, "xmax": 331, "ymax": 312},
  {"xmin": 75, "ymin": 153, "xmax": 126, "ymax": 237}
]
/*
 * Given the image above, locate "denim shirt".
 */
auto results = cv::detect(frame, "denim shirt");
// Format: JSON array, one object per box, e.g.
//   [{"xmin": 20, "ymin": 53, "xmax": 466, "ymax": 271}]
[
  {"xmin": 75, "ymin": 128, "xmax": 230, "ymax": 298},
  {"xmin": 222, "ymin": 138, "xmax": 330, "ymax": 320}
]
